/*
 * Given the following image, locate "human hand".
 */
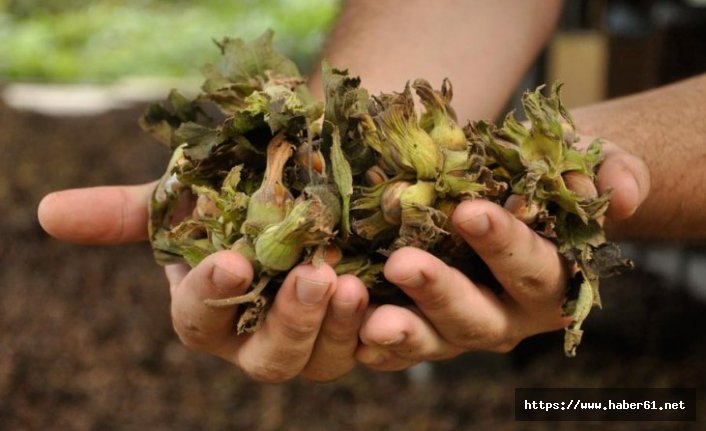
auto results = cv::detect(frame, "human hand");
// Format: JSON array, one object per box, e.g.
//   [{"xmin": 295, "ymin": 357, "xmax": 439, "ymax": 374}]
[
  {"xmin": 38, "ymin": 183, "xmax": 369, "ymax": 382},
  {"xmin": 355, "ymin": 142, "xmax": 650, "ymax": 370}
]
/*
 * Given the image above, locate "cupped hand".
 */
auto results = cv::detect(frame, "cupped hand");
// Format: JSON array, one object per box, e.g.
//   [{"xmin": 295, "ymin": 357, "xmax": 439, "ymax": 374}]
[
  {"xmin": 355, "ymin": 142, "xmax": 650, "ymax": 370},
  {"xmin": 37, "ymin": 183, "xmax": 369, "ymax": 383}
]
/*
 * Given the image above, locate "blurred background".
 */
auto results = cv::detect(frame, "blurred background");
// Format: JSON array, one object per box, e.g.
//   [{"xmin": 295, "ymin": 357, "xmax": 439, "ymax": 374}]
[{"xmin": 1, "ymin": 0, "xmax": 704, "ymax": 429}]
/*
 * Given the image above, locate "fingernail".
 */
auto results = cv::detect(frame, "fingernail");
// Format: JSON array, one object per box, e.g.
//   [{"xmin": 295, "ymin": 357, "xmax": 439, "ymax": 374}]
[
  {"xmin": 459, "ymin": 212, "xmax": 490, "ymax": 237},
  {"xmin": 211, "ymin": 265, "xmax": 244, "ymax": 295},
  {"xmin": 332, "ymin": 298, "xmax": 360, "ymax": 319},
  {"xmin": 296, "ymin": 276, "xmax": 330, "ymax": 305}
]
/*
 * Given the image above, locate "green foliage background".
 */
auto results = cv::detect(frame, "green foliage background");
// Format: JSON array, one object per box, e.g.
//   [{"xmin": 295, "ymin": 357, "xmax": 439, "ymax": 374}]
[{"xmin": 0, "ymin": 0, "xmax": 339, "ymax": 83}]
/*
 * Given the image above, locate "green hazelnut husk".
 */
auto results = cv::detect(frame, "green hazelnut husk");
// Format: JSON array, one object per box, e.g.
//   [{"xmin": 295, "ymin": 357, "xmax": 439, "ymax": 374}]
[
  {"xmin": 142, "ymin": 33, "xmax": 632, "ymax": 357},
  {"xmin": 374, "ymin": 85, "xmax": 443, "ymax": 180},
  {"xmin": 255, "ymin": 185, "xmax": 341, "ymax": 272},
  {"xmin": 414, "ymin": 78, "xmax": 467, "ymax": 151},
  {"xmin": 241, "ymin": 134, "xmax": 294, "ymax": 236}
]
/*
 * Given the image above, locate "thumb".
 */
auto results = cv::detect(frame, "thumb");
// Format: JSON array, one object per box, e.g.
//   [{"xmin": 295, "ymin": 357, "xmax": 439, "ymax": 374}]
[{"xmin": 596, "ymin": 142, "xmax": 651, "ymax": 220}]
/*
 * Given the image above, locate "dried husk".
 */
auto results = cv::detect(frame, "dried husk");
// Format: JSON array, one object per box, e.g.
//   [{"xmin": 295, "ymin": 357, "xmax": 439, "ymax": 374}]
[{"xmin": 142, "ymin": 32, "xmax": 632, "ymax": 356}]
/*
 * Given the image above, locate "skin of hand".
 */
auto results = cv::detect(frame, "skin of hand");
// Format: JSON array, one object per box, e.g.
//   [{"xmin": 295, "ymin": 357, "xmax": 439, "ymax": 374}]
[
  {"xmin": 35, "ymin": 0, "xmax": 706, "ymax": 379},
  {"xmin": 572, "ymin": 74, "xmax": 706, "ymax": 240},
  {"xmin": 312, "ymin": 0, "xmax": 702, "ymax": 368},
  {"xmin": 309, "ymin": 0, "xmax": 580, "ymax": 369},
  {"xmin": 35, "ymin": 128, "xmax": 651, "ymax": 378},
  {"xmin": 37, "ymin": 184, "xmax": 370, "ymax": 383},
  {"xmin": 355, "ymin": 140, "xmax": 651, "ymax": 370}
]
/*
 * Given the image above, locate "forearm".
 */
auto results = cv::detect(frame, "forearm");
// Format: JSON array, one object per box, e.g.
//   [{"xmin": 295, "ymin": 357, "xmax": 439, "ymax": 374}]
[
  {"xmin": 572, "ymin": 73, "xmax": 706, "ymax": 241},
  {"xmin": 309, "ymin": 0, "xmax": 563, "ymax": 122}
]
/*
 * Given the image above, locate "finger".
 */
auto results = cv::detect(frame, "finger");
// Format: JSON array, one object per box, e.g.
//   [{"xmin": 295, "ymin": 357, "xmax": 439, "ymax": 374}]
[
  {"xmin": 170, "ymin": 251, "xmax": 253, "ymax": 353},
  {"xmin": 233, "ymin": 264, "xmax": 336, "ymax": 383},
  {"xmin": 356, "ymin": 344, "xmax": 419, "ymax": 372},
  {"xmin": 301, "ymin": 275, "xmax": 369, "ymax": 382},
  {"xmin": 165, "ymin": 263, "xmax": 189, "ymax": 297},
  {"xmin": 356, "ymin": 305, "xmax": 418, "ymax": 371},
  {"xmin": 383, "ymin": 249, "xmax": 520, "ymax": 351},
  {"xmin": 358, "ymin": 304, "xmax": 463, "ymax": 363},
  {"xmin": 598, "ymin": 142, "xmax": 651, "ymax": 220},
  {"xmin": 37, "ymin": 182, "xmax": 157, "ymax": 244},
  {"xmin": 452, "ymin": 200, "xmax": 568, "ymax": 312}
]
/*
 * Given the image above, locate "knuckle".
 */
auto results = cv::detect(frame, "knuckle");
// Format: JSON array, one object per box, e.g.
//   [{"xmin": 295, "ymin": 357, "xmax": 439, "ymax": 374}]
[
  {"xmin": 303, "ymin": 371, "xmax": 334, "ymax": 383},
  {"xmin": 487, "ymin": 230, "xmax": 515, "ymax": 256},
  {"xmin": 515, "ymin": 270, "xmax": 545, "ymax": 292},
  {"xmin": 321, "ymin": 324, "xmax": 356, "ymax": 346},
  {"xmin": 424, "ymin": 348, "xmax": 462, "ymax": 362},
  {"xmin": 490, "ymin": 340, "xmax": 519, "ymax": 354},
  {"xmin": 173, "ymin": 317, "xmax": 212, "ymax": 352},
  {"xmin": 513, "ymin": 264, "xmax": 555, "ymax": 297},
  {"xmin": 418, "ymin": 288, "xmax": 454, "ymax": 313},
  {"xmin": 389, "ymin": 341, "xmax": 419, "ymax": 361},
  {"xmin": 276, "ymin": 312, "xmax": 320, "ymax": 343},
  {"xmin": 452, "ymin": 325, "xmax": 492, "ymax": 349},
  {"xmin": 489, "ymin": 333, "xmax": 522, "ymax": 353},
  {"xmin": 391, "ymin": 336, "xmax": 455, "ymax": 362},
  {"xmin": 242, "ymin": 360, "xmax": 296, "ymax": 383},
  {"xmin": 303, "ymin": 364, "xmax": 352, "ymax": 383},
  {"xmin": 510, "ymin": 238, "xmax": 565, "ymax": 300},
  {"xmin": 452, "ymin": 321, "xmax": 515, "ymax": 353}
]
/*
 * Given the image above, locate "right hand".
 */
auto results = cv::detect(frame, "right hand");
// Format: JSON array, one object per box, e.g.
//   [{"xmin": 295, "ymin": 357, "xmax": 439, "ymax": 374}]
[{"xmin": 353, "ymin": 139, "xmax": 650, "ymax": 370}]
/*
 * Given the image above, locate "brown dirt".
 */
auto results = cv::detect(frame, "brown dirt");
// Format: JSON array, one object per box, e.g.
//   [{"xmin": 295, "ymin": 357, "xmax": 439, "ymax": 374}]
[{"xmin": 0, "ymin": 100, "xmax": 703, "ymax": 430}]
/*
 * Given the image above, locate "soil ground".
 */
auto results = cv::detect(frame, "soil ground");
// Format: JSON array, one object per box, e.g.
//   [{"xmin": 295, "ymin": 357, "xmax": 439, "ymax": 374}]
[{"xmin": 0, "ymin": 100, "xmax": 703, "ymax": 430}]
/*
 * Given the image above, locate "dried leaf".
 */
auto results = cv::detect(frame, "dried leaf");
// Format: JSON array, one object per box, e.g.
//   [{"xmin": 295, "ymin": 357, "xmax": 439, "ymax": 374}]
[{"xmin": 330, "ymin": 127, "xmax": 353, "ymax": 238}]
